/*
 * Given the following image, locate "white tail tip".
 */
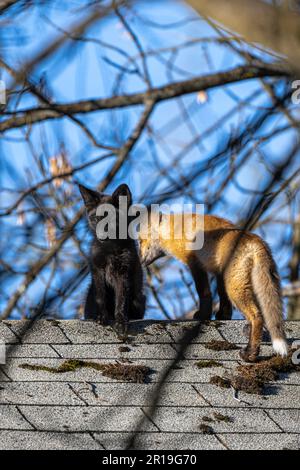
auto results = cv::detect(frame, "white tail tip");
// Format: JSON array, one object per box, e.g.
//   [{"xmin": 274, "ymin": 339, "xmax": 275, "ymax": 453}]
[{"xmin": 272, "ymin": 338, "xmax": 288, "ymax": 357}]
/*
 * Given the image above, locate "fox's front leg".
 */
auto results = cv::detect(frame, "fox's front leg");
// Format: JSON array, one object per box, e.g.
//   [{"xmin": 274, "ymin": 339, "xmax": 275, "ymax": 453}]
[
  {"xmin": 92, "ymin": 272, "xmax": 111, "ymax": 325},
  {"xmin": 215, "ymin": 276, "xmax": 232, "ymax": 320},
  {"xmin": 84, "ymin": 282, "xmax": 100, "ymax": 320},
  {"xmin": 130, "ymin": 293, "xmax": 146, "ymax": 320},
  {"xmin": 129, "ymin": 264, "xmax": 146, "ymax": 320},
  {"xmin": 114, "ymin": 276, "xmax": 129, "ymax": 336},
  {"xmin": 189, "ymin": 260, "xmax": 212, "ymax": 321}
]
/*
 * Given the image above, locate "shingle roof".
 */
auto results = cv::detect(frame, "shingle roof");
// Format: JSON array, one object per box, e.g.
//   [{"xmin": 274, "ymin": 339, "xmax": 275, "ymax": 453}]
[{"xmin": 0, "ymin": 320, "xmax": 299, "ymax": 450}]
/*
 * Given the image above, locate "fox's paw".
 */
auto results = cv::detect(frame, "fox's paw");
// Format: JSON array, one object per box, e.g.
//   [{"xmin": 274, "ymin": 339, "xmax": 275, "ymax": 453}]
[
  {"xmin": 114, "ymin": 320, "xmax": 128, "ymax": 340},
  {"xmin": 215, "ymin": 306, "xmax": 233, "ymax": 320},
  {"xmin": 239, "ymin": 347, "xmax": 258, "ymax": 363},
  {"xmin": 193, "ymin": 308, "xmax": 212, "ymax": 321},
  {"xmin": 193, "ymin": 311, "xmax": 211, "ymax": 321},
  {"xmin": 96, "ymin": 315, "xmax": 112, "ymax": 327}
]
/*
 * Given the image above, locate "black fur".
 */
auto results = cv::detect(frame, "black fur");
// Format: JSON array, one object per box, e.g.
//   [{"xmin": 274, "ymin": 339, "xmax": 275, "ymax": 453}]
[{"xmin": 79, "ymin": 183, "xmax": 145, "ymax": 334}]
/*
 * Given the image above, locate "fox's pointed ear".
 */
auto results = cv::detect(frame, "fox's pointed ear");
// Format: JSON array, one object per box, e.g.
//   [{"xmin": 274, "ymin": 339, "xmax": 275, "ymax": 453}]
[
  {"xmin": 78, "ymin": 184, "xmax": 99, "ymax": 208},
  {"xmin": 112, "ymin": 184, "xmax": 132, "ymax": 206}
]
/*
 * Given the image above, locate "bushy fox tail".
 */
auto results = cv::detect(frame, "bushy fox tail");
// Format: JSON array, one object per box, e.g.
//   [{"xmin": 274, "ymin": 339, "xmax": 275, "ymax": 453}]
[{"xmin": 252, "ymin": 250, "xmax": 288, "ymax": 357}]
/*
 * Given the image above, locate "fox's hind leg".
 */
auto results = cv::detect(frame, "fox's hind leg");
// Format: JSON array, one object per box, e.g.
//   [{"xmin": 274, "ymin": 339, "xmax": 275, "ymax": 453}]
[
  {"xmin": 215, "ymin": 276, "xmax": 232, "ymax": 320},
  {"xmin": 226, "ymin": 282, "xmax": 263, "ymax": 362},
  {"xmin": 188, "ymin": 258, "xmax": 213, "ymax": 320},
  {"xmin": 239, "ymin": 310, "xmax": 263, "ymax": 363}
]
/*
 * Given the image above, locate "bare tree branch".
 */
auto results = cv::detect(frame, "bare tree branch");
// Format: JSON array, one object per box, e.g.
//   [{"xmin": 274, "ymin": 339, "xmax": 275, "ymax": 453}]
[{"xmin": 1, "ymin": 62, "xmax": 288, "ymax": 132}]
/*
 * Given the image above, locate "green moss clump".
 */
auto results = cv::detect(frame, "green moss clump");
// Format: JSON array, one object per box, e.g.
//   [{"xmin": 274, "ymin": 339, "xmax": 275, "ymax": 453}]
[
  {"xmin": 19, "ymin": 360, "xmax": 151, "ymax": 383},
  {"xmin": 209, "ymin": 352, "xmax": 300, "ymax": 395},
  {"xmin": 199, "ymin": 423, "xmax": 214, "ymax": 434},
  {"xmin": 213, "ymin": 412, "xmax": 234, "ymax": 423},
  {"xmin": 237, "ymin": 354, "xmax": 299, "ymax": 380},
  {"xmin": 202, "ymin": 412, "xmax": 233, "ymax": 425},
  {"xmin": 209, "ymin": 375, "xmax": 231, "ymax": 389},
  {"xmin": 231, "ymin": 374, "xmax": 263, "ymax": 395},
  {"xmin": 233, "ymin": 353, "xmax": 300, "ymax": 394},
  {"xmin": 205, "ymin": 340, "xmax": 239, "ymax": 351},
  {"xmin": 209, "ymin": 371, "xmax": 263, "ymax": 395},
  {"xmin": 118, "ymin": 346, "xmax": 131, "ymax": 353},
  {"xmin": 202, "ymin": 415, "xmax": 214, "ymax": 423},
  {"xmin": 19, "ymin": 360, "xmax": 95, "ymax": 373}
]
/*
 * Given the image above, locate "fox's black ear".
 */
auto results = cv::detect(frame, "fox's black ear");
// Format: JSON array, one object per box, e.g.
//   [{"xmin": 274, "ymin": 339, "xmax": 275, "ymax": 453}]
[
  {"xmin": 78, "ymin": 184, "xmax": 99, "ymax": 208},
  {"xmin": 112, "ymin": 184, "xmax": 132, "ymax": 206}
]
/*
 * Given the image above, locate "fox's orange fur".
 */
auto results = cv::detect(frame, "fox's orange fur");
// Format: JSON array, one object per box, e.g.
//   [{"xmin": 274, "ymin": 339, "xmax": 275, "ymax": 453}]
[{"xmin": 139, "ymin": 213, "xmax": 288, "ymax": 362}]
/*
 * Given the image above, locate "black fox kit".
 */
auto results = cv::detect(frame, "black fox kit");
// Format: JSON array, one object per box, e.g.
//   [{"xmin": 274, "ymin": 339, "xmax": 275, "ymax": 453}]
[
  {"xmin": 79, "ymin": 183, "xmax": 145, "ymax": 334},
  {"xmin": 139, "ymin": 212, "xmax": 288, "ymax": 362}
]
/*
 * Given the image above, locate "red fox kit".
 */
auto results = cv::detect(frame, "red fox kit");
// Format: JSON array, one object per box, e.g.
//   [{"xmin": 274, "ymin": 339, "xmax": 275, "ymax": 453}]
[{"xmin": 139, "ymin": 212, "xmax": 288, "ymax": 362}]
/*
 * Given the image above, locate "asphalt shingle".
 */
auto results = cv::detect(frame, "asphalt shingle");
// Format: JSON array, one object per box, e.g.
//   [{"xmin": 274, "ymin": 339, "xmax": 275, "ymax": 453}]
[
  {"xmin": 18, "ymin": 405, "xmax": 156, "ymax": 432},
  {"xmin": 0, "ymin": 319, "xmax": 299, "ymax": 450},
  {"xmin": 0, "ymin": 430, "xmax": 102, "ymax": 450}
]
